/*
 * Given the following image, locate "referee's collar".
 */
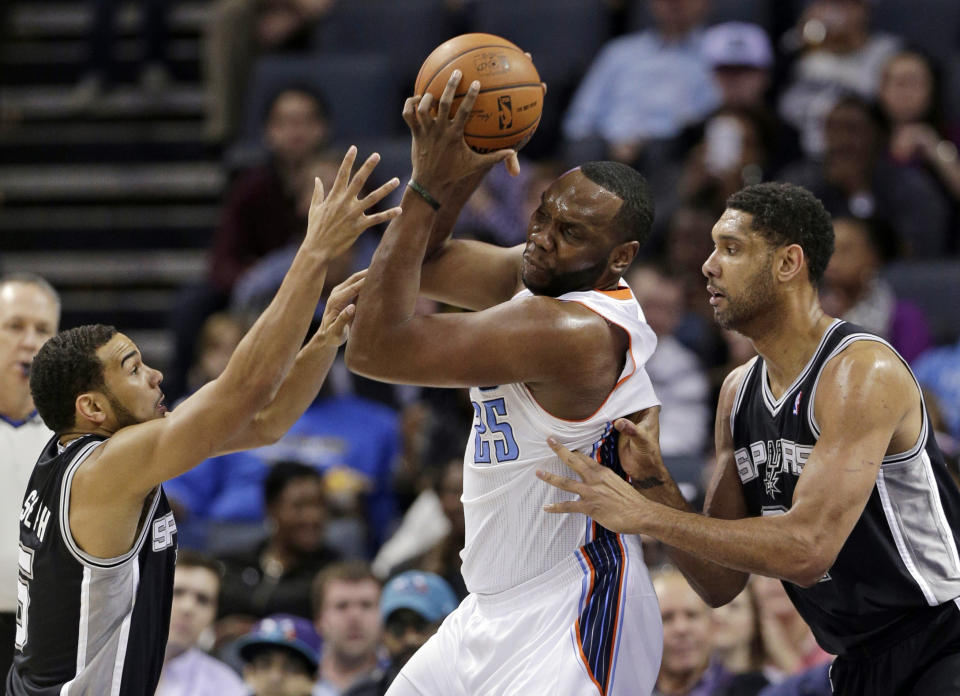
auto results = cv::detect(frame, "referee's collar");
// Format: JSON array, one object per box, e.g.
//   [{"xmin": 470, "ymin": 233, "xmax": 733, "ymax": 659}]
[{"xmin": 0, "ymin": 410, "xmax": 38, "ymax": 428}]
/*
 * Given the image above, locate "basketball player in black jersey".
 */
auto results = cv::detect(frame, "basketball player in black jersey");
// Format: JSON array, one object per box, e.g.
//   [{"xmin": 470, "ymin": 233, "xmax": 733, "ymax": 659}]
[
  {"xmin": 539, "ymin": 182, "xmax": 960, "ymax": 695},
  {"xmin": 6, "ymin": 149, "xmax": 399, "ymax": 696}
]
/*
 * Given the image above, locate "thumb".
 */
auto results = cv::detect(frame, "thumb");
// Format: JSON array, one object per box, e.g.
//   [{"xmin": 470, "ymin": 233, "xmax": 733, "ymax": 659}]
[
  {"xmin": 311, "ymin": 176, "xmax": 325, "ymax": 207},
  {"xmin": 614, "ymin": 418, "xmax": 640, "ymax": 437},
  {"xmin": 485, "ymin": 149, "xmax": 521, "ymax": 177}
]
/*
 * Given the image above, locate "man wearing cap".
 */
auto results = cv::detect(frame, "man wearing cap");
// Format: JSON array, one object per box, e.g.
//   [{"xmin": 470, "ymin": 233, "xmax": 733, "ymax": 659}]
[
  {"xmin": 700, "ymin": 22, "xmax": 801, "ymax": 171},
  {"xmin": 238, "ymin": 614, "xmax": 322, "ymax": 696},
  {"xmin": 344, "ymin": 572, "xmax": 458, "ymax": 696},
  {"xmin": 703, "ymin": 22, "xmax": 774, "ymax": 110}
]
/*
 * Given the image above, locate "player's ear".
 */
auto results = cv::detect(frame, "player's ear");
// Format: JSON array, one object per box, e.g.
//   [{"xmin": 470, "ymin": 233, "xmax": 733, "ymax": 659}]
[
  {"xmin": 776, "ymin": 243, "xmax": 806, "ymax": 283},
  {"xmin": 75, "ymin": 391, "xmax": 109, "ymax": 427},
  {"xmin": 610, "ymin": 241, "xmax": 640, "ymax": 276}
]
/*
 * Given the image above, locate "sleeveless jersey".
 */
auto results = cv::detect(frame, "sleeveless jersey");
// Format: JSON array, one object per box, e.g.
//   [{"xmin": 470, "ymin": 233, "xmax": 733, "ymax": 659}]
[
  {"xmin": 8, "ymin": 434, "xmax": 178, "ymax": 696},
  {"xmin": 731, "ymin": 320, "xmax": 960, "ymax": 655},
  {"xmin": 460, "ymin": 284, "xmax": 660, "ymax": 594}
]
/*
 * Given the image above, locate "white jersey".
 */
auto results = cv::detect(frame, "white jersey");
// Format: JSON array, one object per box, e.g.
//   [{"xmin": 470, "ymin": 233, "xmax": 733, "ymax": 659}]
[
  {"xmin": 461, "ymin": 284, "xmax": 659, "ymax": 594},
  {"xmin": 0, "ymin": 413, "xmax": 52, "ymax": 613}
]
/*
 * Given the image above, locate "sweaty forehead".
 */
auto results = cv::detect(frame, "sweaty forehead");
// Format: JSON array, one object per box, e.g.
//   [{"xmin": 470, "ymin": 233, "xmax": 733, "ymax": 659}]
[
  {"xmin": 545, "ymin": 170, "xmax": 623, "ymax": 225},
  {"xmin": 712, "ymin": 209, "xmax": 757, "ymax": 240}
]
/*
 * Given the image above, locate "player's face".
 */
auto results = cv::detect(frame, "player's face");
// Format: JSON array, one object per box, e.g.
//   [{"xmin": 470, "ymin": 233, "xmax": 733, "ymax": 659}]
[
  {"xmin": 317, "ymin": 579, "xmax": 382, "ymax": 662},
  {"xmin": 0, "ymin": 283, "xmax": 58, "ymax": 415},
  {"xmin": 167, "ymin": 567, "xmax": 219, "ymax": 655},
  {"xmin": 656, "ymin": 577, "xmax": 712, "ymax": 678},
  {"xmin": 95, "ymin": 333, "xmax": 166, "ymax": 430},
  {"xmin": 702, "ymin": 209, "xmax": 778, "ymax": 332},
  {"xmin": 522, "ymin": 170, "xmax": 625, "ymax": 297}
]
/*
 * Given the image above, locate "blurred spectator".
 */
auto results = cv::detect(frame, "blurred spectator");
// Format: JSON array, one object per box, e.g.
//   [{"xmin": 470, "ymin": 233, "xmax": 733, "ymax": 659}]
[
  {"xmin": 778, "ymin": 95, "xmax": 950, "ymax": 257},
  {"xmin": 311, "ymin": 562, "xmax": 384, "ymax": 696},
  {"xmin": 653, "ymin": 568, "xmax": 728, "ymax": 695},
  {"xmin": 157, "ymin": 552, "xmax": 247, "ymax": 696},
  {"xmin": 914, "ymin": 338, "xmax": 960, "ymax": 445},
  {"xmin": 627, "ymin": 264, "xmax": 710, "ymax": 456},
  {"xmin": 879, "ymin": 49, "xmax": 960, "ymax": 216},
  {"xmin": 820, "ymin": 216, "xmax": 932, "ymax": 362},
  {"xmin": 344, "ymin": 571, "xmax": 459, "ymax": 696},
  {"xmin": 453, "ymin": 157, "xmax": 541, "ymax": 247},
  {"xmin": 778, "ymin": 0, "xmax": 900, "ymax": 155},
  {"xmin": 750, "ymin": 576, "xmax": 832, "ymax": 678},
  {"xmin": 710, "ymin": 586, "xmax": 771, "ymax": 695},
  {"xmin": 165, "ymin": 380, "xmax": 401, "ymax": 555},
  {"xmin": 0, "ymin": 273, "xmax": 59, "ymax": 680},
  {"xmin": 663, "ymin": 197, "xmax": 727, "ymax": 369},
  {"xmin": 373, "ymin": 459, "xmax": 468, "ymax": 600},
  {"xmin": 701, "ymin": 22, "xmax": 801, "ymax": 172},
  {"xmin": 675, "ymin": 107, "xmax": 774, "ymax": 218},
  {"xmin": 167, "ymin": 87, "xmax": 330, "ymax": 402},
  {"xmin": 205, "ymin": 0, "xmax": 337, "ymax": 142},
  {"xmin": 214, "ymin": 463, "xmax": 342, "ymax": 644},
  {"xmin": 69, "ymin": 0, "xmax": 173, "ymax": 108},
  {"xmin": 180, "ymin": 312, "xmax": 246, "ymax": 405},
  {"xmin": 237, "ymin": 614, "xmax": 322, "ymax": 696},
  {"xmin": 562, "ymin": 0, "xmax": 719, "ymax": 165}
]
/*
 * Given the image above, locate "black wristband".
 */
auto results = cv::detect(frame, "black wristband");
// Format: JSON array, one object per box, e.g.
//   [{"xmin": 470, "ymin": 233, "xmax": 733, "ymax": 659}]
[{"xmin": 407, "ymin": 179, "xmax": 441, "ymax": 210}]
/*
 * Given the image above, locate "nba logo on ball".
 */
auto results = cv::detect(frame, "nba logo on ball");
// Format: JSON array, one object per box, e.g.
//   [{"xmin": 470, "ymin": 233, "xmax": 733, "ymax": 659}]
[
  {"xmin": 498, "ymin": 96, "xmax": 513, "ymax": 130},
  {"xmin": 415, "ymin": 33, "xmax": 544, "ymax": 152}
]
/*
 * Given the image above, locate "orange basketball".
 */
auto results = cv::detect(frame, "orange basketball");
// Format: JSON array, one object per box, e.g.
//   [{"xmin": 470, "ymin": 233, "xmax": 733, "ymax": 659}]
[{"xmin": 414, "ymin": 33, "xmax": 544, "ymax": 153}]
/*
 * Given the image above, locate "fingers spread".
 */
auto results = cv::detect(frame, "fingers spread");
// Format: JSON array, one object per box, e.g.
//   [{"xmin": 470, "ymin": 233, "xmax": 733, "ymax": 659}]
[
  {"xmin": 349, "ymin": 152, "xmax": 381, "ymax": 198},
  {"xmin": 438, "ymin": 69, "xmax": 462, "ymax": 120},
  {"xmin": 547, "ymin": 437, "xmax": 592, "ymax": 475},
  {"xmin": 362, "ymin": 177, "xmax": 400, "ymax": 208},
  {"xmin": 535, "ymin": 469, "xmax": 582, "ymax": 494},
  {"xmin": 332, "ymin": 145, "xmax": 358, "ymax": 194},
  {"xmin": 454, "ymin": 80, "xmax": 481, "ymax": 128}
]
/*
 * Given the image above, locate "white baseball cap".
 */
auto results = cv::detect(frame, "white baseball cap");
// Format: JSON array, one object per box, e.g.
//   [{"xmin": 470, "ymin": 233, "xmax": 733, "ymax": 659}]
[{"xmin": 703, "ymin": 22, "xmax": 774, "ymax": 69}]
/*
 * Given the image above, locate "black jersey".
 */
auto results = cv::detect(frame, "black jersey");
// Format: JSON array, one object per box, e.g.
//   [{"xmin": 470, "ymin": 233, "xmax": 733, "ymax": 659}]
[
  {"xmin": 731, "ymin": 320, "xmax": 960, "ymax": 656},
  {"xmin": 7, "ymin": 434, "xmax": 177, "ymax": 695}
]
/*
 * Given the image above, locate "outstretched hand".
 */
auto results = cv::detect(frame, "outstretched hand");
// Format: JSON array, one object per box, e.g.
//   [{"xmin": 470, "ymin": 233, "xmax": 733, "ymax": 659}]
[
  {"xmin": 403, "ymin": 70, "xmax": 520, "ymax": 198},
  {"xmin": 305, "ymin": 146, "xmax": 402, "ymax": 260},
  {"xmin": 315, "ymin": 269, "xmax": 366, "ymax": 348},
  {"xmin": 536, "ymin": 437, "xmax": 649, "ymax": 535}
]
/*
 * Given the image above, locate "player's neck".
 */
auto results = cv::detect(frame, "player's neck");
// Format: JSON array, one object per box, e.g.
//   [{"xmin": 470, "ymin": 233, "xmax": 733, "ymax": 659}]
[{"xmin": 750, "ymin": 300, "xmax": 834, "ymax": 400}]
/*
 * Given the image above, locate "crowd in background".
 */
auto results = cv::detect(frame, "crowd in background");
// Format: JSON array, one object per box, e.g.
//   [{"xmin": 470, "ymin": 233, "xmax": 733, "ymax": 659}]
[{"xmin": 22, "ymin": 0, "xmax": 960, "ymax": 694}]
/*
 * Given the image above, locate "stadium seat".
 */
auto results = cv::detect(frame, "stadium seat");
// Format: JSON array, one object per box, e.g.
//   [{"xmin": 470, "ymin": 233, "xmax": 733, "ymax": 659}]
[
  {"xmin": 312, "ymin": 0, "xmax": 459, "ymax": 99},
  {"xmin": 469, "ymin": 0, "xmax": 609, "ymax": 158},
  {"xmin": 883, "ymin": 260, "xmax": 960, "ymax": 345},
  {"xmin": 627, "ymin": 0, "xmax": 774, "ymax": 34},
  {"xmin": 870, "ymin": 0, "xmax": 960, "ymax": 64},
  {"xmin": 238, "ymin": 53, "xmax": 400, "ymax": 154}
]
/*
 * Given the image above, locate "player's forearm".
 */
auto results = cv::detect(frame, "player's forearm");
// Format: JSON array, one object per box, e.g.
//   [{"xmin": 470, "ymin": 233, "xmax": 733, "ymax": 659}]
[
  {"xmin": 220, "ymin": 250, "xmax": 328, "ymax": 405},
  {"xmin": 221, "ymin": 336, "xmax": 338, "ymax": 451},
  {"xmin": 630, "ymin": 473, "xmax": 750, "ymax": 605},
  {"xmin": 636, "ymin": 504, "xmax": 830, "ymax": 587},
  {"xmin": 424, "ymin": 167, "xmax": 491, "ymax": 259},
  {"xmin": 348, "ymin": 188, "xmax": 434, "ymax": 367}
]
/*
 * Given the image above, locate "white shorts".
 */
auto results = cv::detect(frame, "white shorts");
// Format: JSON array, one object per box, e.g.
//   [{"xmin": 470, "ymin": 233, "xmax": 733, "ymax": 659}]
[{"xmin": 387, "ymin": 534, "xmax": 662, "ymax": 696}]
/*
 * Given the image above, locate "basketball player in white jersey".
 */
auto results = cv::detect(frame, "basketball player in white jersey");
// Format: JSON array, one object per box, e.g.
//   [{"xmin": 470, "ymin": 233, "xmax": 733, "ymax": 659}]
[
  {"xmin": 8, "ymin": 150, "xmax": 400, "ymax": 696},
  {"xmin": 346, "ymin": 73, "xmax": 663, "ymax": 695},
  {"xmin": 539, "ymin": 183, "xmax": 960, "ymax": 695}
]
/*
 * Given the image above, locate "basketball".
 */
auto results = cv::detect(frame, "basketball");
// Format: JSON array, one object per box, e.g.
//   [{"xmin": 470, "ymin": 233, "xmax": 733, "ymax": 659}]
[{"xmin": 414, "ymin": 33, "xmax": 544, "ymax": 153}]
